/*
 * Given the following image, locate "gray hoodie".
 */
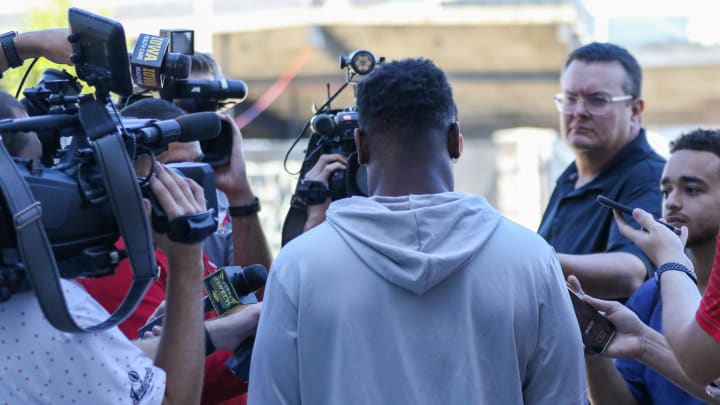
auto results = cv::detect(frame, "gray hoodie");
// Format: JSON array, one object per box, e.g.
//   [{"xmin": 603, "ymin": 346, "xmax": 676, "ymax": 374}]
[{"xmin": 249, "ymin": 192, "xmax": 587, "ymax": 404}]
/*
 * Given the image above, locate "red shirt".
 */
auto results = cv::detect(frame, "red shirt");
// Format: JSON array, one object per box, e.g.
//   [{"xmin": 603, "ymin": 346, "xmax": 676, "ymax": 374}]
[
  {"xmin": 79, "ymin": 239, "xmax": 248, "ymax": 404},
  {"xmin": 696, "ymin": 230, "xmax": 720, "ymax": 344}
]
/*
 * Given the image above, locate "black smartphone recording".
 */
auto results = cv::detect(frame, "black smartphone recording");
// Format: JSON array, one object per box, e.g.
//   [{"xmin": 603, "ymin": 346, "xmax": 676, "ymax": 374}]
[
  {"xmin": 596, "ymin": 195, "xmax": 681, "ymax": 235},
  {"xmin": 566, "ymin": 283, "xmax": 616, "ymax": 356}
]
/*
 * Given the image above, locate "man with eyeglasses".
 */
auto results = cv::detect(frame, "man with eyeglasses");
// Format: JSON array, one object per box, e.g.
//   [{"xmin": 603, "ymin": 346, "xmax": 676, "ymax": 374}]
[{"xmin": 538, "ymin": 42, "xmax": 665, "ymax": 300}]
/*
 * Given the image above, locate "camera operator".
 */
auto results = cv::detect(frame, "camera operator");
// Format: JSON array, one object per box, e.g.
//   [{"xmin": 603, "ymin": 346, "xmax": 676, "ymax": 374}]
[
  {"xmin": 80, "ymin": 97, "xmax": 264, "ymax": 405},
  {"xmin": 0, "ymin": 159, "xmax": 207, "ymax": 404},
  {"xmin": 175, "ymin": 51, "xmax": 272, "ymax": 271}
]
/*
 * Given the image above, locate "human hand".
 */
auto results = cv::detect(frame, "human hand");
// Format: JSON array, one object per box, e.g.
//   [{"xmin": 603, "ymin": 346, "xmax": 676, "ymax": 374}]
[
  {"xmin": 567, "ymin": 275, "xmax": 647, "ymax": 359},
  {"xmin": 707, "ymin": 381, "xmax": 720, "ymax": 401},
  {"xmin": 206, "ymin": 302, "xmax": 263, "ymax": 351},
  {"xmin": 16, "ymin": 29, "xmax": 73, "ymax": 66},
  {"xmin": 149, "ymin": 163, "xmax": 207, "ymax": 256},
  {"xmin": 304, "ymin": 153, "xmax": 347, "ymax": 188},
  {"xmin": 212, "ymin": 114, "xmax": 254, "ymax": 205},
  {"xmin": 301, "ymin": 153, "xmax": 347, "ymax": 231},
  {"xmin": 613, "ymin": 208, "xmax": 692, "ymax": 268}
]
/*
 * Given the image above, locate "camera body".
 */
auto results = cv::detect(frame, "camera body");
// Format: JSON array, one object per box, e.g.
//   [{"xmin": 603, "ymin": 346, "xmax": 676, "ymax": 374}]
[
  {"xmin": 304, "ymin": 109, "xmax": 366, "ymax": 200},
  {"xmin": 281, "ymin": 50, "xmax": 381, "ymax": 245}
]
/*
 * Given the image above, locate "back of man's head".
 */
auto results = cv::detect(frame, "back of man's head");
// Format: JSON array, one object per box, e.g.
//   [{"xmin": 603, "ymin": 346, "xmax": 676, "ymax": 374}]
[
  {"xmin": 121, "ymin": 97, "xmax": 185, "ymax": 120},
  {"xmin": 355, "ymin": 58, "xmax": 456, "ymax": 139},
  {"xmin": 670, "ymin": 128, "xmax": 720, "ymax": 159},
  {"xmin": 565, "ymin": 42, "xmax": 642, "ymax": 98}
]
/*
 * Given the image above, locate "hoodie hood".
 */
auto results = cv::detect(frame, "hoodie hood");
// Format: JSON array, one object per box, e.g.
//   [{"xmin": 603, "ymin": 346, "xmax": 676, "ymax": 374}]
[{"xmin": 325, "ymin": 192, "xmax": 502, "ymax": 295}]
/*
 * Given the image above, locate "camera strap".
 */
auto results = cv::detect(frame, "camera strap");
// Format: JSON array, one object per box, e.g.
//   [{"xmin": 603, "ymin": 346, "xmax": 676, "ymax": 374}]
[{"xmin": 0, "ymin": 133, "xmax": 157, "ymax": 332}]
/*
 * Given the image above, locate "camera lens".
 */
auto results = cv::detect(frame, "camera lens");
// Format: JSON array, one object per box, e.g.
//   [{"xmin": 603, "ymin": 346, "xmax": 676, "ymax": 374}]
[{"xmin": 162, "ymin": 52, "xmax": 191, "ymax": 79}]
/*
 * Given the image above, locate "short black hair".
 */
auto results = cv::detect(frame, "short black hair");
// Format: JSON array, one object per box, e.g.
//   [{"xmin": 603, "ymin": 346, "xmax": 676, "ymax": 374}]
[
  {"xmin": 565, "ymin": 42, "xmax": 642, "ymax": 98},
  {"xmin": 121, "ymin": 97, "xmax": 185, "ymax": 120},
  {"xmin": 355, "ymin": 58, "xmax": 456, "ymax": 137},
  {"xmin": 190, "ymin": 52, "xmax": 223, "ymax": 79},
  {"xmin": 670, "ymin": 128, "xmax": 720, "ymax": 159}
]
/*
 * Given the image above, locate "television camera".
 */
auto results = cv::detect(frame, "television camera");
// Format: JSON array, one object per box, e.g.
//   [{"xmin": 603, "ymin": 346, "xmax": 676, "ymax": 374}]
[
  {"xmin": 0, "ymin": 8, "xmax": 226, "ymax": 332},
  {"xmin": 280, "ymin": 49, "xmax": 383, "ymax": 245}
]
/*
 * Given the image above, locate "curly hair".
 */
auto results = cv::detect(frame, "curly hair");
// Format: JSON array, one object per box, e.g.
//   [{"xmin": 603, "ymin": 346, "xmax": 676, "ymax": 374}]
[
  {"xmin": 565, "ymin": 42, "xmax": 642, "ymax": 98},
  {"xmin": 670, "ymin": 128, "xmax": 720, "ymax": 159},
  {"xmin": 355, "ymin": 58, "xmax": 456, "ymax": 137}
]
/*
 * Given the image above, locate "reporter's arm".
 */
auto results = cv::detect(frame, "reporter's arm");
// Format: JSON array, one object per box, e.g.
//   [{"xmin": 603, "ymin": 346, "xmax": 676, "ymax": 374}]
[
  {"xmin": 613, "ymin": 208, "xmax": 720, "ymax": 382},
  {"xmin": 585, "ymin": 357, "xmax": 638, "ymax": 405},
  {"xmin": 580, "ymin": 281, "xmax": 720, "ymax": 402},
  {"xmin": 204, "ymin": 303, "xmax": 262, "ymax": 351},
  {"xmin": 558, "ymin": 252, "xmax": 646, "ymax": 299},
  {"xmin": 662, "ymin": 270, "xmax": 720, "ymax": 383}
]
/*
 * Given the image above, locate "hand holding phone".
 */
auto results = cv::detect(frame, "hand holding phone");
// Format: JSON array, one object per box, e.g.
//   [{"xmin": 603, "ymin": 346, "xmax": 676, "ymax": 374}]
[
  {"xmin": 566, "ymin": 282, "xmax": 616, "ymax": 356},
  {"xmin": 596, "ymin": 195, "xmax": 681, "ymax": 235}
]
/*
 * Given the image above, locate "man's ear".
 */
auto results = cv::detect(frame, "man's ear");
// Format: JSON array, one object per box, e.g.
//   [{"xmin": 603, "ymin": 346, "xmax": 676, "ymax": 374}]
[
  {"xmin": 447, "ymin": 122, "xmax": 461, "ymax": 159},
  {"xmin": 354, "ymin": 128, "xmax": 370, "ymax": 165}
]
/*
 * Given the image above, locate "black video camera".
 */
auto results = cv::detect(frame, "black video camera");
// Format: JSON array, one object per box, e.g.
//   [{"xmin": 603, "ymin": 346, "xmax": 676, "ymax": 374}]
[
  {"xmin": 281, "ymin": 50, "xmax": 382, "ymax": 245},
  {"xmin": 0, "ymin": 8, "xmax": 222, "ymax": 333},
  {"xmin": 124, "ymin": 29, "xmax": 248, "ymax": 168}
]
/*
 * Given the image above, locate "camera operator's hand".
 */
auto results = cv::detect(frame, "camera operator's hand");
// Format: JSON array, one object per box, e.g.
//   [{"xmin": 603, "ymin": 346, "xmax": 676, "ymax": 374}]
[
  {"xmin": 149, "ymin": 162, "xmax": 207, "ymax": 256},
  {"xmin": 213, "ymin": 114, "xmax": 254, "ymax": 206},
  {"xmin": 303, "ymin": 153, "xmax": 347, "ymax": 232},
  {"xmin": 213, "ymin": 114, "xmax": 273, "ymax": 269},
  {"xmin": 1, "ymin": 29, "xmax": 73, "ymax": 72}
]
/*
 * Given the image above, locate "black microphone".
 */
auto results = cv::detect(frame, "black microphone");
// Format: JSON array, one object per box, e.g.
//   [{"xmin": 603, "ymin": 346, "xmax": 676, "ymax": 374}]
[
  {"xmin": 164, "ymin": 79, "xmax": 248, "ymax": 103},
  {"xmin": 130, "ymin": 33, "xmax": 191, "ymax": 89},
  {"xmin": 124, "ymin": 111, "xmax": 223, "ymax": 146},
  {"xmin": 203, "ymin": 264, "xmax": 268, "ymax": 316},
  {"xmin": 137, "ymin": 264, "xmax": 268, "ymax": 338}
]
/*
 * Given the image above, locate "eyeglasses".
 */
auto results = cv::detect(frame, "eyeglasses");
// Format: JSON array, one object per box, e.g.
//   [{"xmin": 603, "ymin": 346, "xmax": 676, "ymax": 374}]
[{"xmin": 553, "ymin": 93, "xmax": 634, "ymax": 116}]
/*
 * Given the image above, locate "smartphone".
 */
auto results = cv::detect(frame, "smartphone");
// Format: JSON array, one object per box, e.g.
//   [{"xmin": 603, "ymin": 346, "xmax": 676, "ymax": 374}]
[
  {"xmin": 566, "ymin": 283, "xmax": 616, "ymax": 356},
  {"xmin": 596, "ymin": 195, "xmax": 681, "ymax": 235}
]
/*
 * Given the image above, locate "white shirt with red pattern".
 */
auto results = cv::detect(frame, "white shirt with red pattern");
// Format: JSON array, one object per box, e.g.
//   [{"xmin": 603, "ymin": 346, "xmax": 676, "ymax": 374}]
[{"xmin": 0, "ymin": 279, "xmax": 166, "ymax": 404}]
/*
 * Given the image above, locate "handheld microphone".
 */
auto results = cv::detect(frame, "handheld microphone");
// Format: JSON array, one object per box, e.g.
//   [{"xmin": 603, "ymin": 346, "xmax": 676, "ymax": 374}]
[
  {"xmin": 130, "ymin": 33, "xmax": 191, "ymax": 89},
  {"xmin": 203, "ymin": 264, "xmax": 268, "ymax": 316},
  {"xmin": 137, "ymin": 264, "xmax": 268, "ymax": 337}
]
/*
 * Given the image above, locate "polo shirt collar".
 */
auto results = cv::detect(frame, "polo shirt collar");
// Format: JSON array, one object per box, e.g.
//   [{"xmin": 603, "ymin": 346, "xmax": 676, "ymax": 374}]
[{"xmin": 558, "ymin": 128, "xmax": 652, "ymax": 193}]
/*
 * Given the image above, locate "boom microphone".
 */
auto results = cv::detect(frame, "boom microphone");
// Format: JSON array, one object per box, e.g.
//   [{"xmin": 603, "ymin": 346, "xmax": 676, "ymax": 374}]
[
  {"xmin": 130, "ymin": 33, "xmax": 191, "ymax": 89},
  {"xmin": 124, "ymin": 111, "xmax": 224, "ymax": 147},
  {"xmin": 162, "ymin": 79, "xmax": 248, "ymax": 103}
]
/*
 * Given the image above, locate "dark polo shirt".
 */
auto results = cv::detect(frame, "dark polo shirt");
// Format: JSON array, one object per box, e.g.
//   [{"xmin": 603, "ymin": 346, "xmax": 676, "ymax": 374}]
[{"xmin": 538, "ymin": 129, "xmax": 665, "ymax": 277}]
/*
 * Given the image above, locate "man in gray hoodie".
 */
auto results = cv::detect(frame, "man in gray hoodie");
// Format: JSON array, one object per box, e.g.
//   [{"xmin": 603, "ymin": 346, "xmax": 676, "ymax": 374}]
[{"xmin": 248, "ymin": 58, "xmax": 587, "ymax": 404}]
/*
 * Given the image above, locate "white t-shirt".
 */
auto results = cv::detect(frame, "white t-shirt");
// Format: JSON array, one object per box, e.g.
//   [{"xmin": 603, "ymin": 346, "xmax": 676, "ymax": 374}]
[{"xmin": 0, "ymin": 279, "xmax": 166, "ymax": 404}]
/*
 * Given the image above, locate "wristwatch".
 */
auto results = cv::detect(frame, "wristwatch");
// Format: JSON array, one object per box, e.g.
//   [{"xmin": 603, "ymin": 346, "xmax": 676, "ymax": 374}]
[
  {"xmin": 0, "ymin": 31, "xmax": 22, "ymax": 69},
  {"xmin": 294, "ymin": 179, "xmax": 329, "ymax": 206},
  {"xmin": 228, "ymin": 196, "xmax": 261, "ymax": 217},
  {"xmin": 655, "ymin": 261, "xmax": 697, "ymax": 287}
]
